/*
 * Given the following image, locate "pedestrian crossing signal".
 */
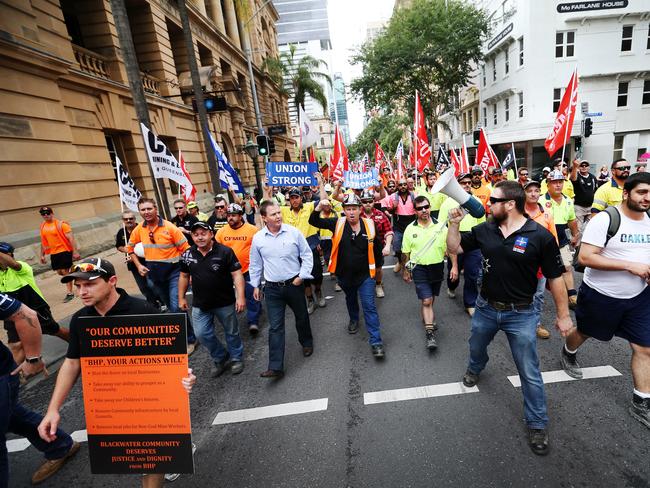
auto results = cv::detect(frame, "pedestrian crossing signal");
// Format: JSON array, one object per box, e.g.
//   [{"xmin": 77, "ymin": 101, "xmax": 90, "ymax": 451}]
[
  {"xmin": 473, "ymin": 130, "xmax": 481, "ymax": 146},
  {"xmin": 584, "ymin": 118, "xmax": 593, "ymax": 138},
  {"xmin": 257, "ymin": 135, "xmax": 270, "ymax": 156},
  {"xmin": 268, "ymin": 137, "xmax": 276, "ymax": 154}
]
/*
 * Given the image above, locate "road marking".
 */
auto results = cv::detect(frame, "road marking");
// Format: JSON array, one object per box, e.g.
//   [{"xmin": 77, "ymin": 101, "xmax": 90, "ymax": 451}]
[
  {"xmin": 212, "ymin": 398, "xmax": 329, "ymax": 425},
  {"xmin": 364, "ymin": 382, "xmax": 479, "ymax": 405},
  {"xmin": 507, "ymin": 365, "xmax": 622, "ymax": 388},
  {"xmin": 7, "ymin": 429, "xmax": 88, "ymax": 454}
]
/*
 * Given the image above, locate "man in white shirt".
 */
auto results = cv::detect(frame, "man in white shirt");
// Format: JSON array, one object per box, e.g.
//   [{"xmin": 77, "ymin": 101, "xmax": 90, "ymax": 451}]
[{"xmin": 561, "ymin": 172, "xmax": 650, "ymax": 429}]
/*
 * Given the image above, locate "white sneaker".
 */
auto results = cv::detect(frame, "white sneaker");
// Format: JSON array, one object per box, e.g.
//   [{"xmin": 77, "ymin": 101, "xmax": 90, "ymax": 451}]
[
  {"xmin": 375, "ymin": 284, "xmax": 385, "ymax": 298},
  {"xmin": 334, "ymin": 282, "xmax": 342, "ymax": 292},
  {"xmin": 447, "ymin": 289, "xmax": 456, "ymax": 299}
]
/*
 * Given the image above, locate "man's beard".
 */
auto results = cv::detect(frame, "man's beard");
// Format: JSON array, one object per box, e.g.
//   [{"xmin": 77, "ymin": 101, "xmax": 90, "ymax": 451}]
[{"xmin": 626, "ymin": 199, "xmax": 649, "ymax": 213}]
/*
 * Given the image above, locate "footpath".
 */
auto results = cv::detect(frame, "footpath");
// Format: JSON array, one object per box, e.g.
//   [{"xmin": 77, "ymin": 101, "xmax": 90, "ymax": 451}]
[{"xmin": 1, "ymin": 248, "xmax": 142, "ymax": 367}]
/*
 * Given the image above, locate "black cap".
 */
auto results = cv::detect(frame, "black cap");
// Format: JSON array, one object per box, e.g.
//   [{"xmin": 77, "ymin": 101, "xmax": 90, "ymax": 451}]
[
  {"xmin": 39, "ymin": 206, "xmax": 53, "ymax": 215},
  {"xmin": 226, "ymin": 203, "xmax": 244, "ymax": 214},
  {"xmin": 457, "ymin": 173, "xmax": 471, "ymax": 182},
  {"xmin": 301, "ymin": 186, "xmax": 312, "ymax": 192},
  {"xmin": 288, "ymin": 187, "xmax": 302, "ymax": 197},
  {"xmin": 492, "ymin": 168, "xmax": 503, "ymax": 176},
  {"xmin": 471, "ymin": 165, "xmax": 483, "ymax": 174},
  {"xmin": 61, "ymin": 257, "xmax": 115, "ymax": 283},
  {"xmin": 523, "ymin": 180, "xmax": 541, "ymax": 190},
  {"xmin": 0, "ymin": 242, "xmax": 14, "ymax": 254},
  {"xmin": 191, "ymin": 221, "xmax": 213, "ymax": 232}
]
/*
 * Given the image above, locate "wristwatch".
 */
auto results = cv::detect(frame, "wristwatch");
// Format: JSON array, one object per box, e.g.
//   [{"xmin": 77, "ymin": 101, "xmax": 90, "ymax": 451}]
[{"xmin": 26, "ymin": 356, "xmax": 42, "ymax": 364}]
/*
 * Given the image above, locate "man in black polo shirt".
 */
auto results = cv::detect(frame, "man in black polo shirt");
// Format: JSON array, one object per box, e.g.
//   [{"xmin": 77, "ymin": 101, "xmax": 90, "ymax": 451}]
[
  {"xmin": 179, "ymin": 222, "xmax": 245, "ymax": 376},
  {"xmin": 570, "ymin": 159, "xmax": 597, "ymax": 233},
  {"xmin": 446, "ymin": 180, "xmax": 573, "ymax": 456},
  {"xmin": 37, "ymin": 258, "xmax": 196, "ymax": 488},
  {"xmin": 171, "ymin": 199, "xmax": 199, "ymax": 246}
]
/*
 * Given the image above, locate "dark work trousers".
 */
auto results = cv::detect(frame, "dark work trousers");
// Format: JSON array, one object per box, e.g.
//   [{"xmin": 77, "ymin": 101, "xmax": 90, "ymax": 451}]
[
  {"xmin": 447, "ymin": 249, "xmax": 482, "ymax": 308},
  {"xmin": 264, "ymin": 282, "xmax": 313, "ymax": 371}
]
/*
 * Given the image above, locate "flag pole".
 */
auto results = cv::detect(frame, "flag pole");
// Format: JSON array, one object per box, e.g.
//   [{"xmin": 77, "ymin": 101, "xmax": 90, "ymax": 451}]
[
  {"xmin": 559, "ymin": 68, "xmax": 576, "ymax": 166},
  {"xmin": 512, "ymin": 142, "xmax": 517, "ymax": 174}
]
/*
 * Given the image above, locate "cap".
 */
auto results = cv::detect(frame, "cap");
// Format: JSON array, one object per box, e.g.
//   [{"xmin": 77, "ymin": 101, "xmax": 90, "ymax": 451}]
[
  {"xmin": 61, "ymin": 257, "xmax": 115, "ymax": 283},
  {"xmin": 39, "ymin": 206, "xmax": 53, "ymax": 214},
  {"xmin": 0, "ymin": 242, "xmax": 14, "ymax": 254},
  {"xmin": 635, "ymin": 161, "xmax": 647, "ymax": 167},
  {"xmin": 548, "ymin": 169, "xmax": 565, "ymax": 181},
  {"xmin": 301, "ymin": 186, "xmax": 312, "ymax": 193},
  {"xmin": 492, "ymin": 168, "xmax": 503, "ymax": 176},
  {"xmin": 342, "ymin": 193, "xmax": 361, "ymax": 206},
  {"xmin": 187, "ymin": 201, "xmax": 198, "ymax": 209},
  {"xmin": 471, "ymin": 165, "xmax": 483, "ymax": 174},
  {"xmin": 523, "ymin": 180, "xmax": 541, "ymax": 190},
  {"xmin": 542, "ymin": 166, "xmax": 551, "ymax": 173},
  {"xmin": 191, "ymin": 221, "xmax": 213, "ymax": 232},
  {"xmin": 579, "ymin": 160, "xmax": 591, "ymax": 166},
  {"xmin": 288, "ymin": 187, "xmax": 302, "ymax": 197},
  {"xmin": 360, "ymin": 189, "xmax": 375, "ymax": 201},
  {"xmin": 457, "ymin": 172, "xmax": 471, "ymax": 182},
  {"xmin": 226, "ymin": 203, "xmax": 244, "ymax": 214}
]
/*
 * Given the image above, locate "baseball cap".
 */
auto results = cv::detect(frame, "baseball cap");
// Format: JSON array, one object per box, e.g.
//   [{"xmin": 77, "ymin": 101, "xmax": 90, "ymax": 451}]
[
  {"xmin": 360, "ymin": 189, "xmax": 375, "ymax": 201},
  {"xmin": 523, "ymin": 180, "xmax": 541, "ymax": 190},
  {"xmin": 227, "ymin": 203, "xmax": 244, "ymax": 214},
  {"xmin": 457, "ymin": 173, "xmax": 471, "ymax": 182},
  {"xmin": 471, "ymin": 165, "xmax": 483, "ymax": 174},
  {"xmin": 542, "ymin": 166, "xmax": 551, "ymax": 173},
  {"xmin": 492, "ymin": 168, "xmax": 503, "ymax": 176},
  {"xmin": 288, "ymin": 187, "xmax": 302, "ymax": 197},
  {"xmin": 301, "ymin": 186, "xmax": 312, "ymax": 193},
  {"xmin": 39, "ymin": 206, "xmax": 53, "ymax": 215},
  {"xmin": 187, "ymin": 201, "xmax": 198, "ymax": 209},
  {"xmin": 191, "ymin": 221, "xmax": 213, "ymax": 232},
  {"xmin": 548, "ymin": 170, "xmax": 565, "ymax": 181},
  {"xmin": 61, "ymin": 257, "xmax": 115, "ymax": 283},
  {"xmin": 342, "ymin": 193, "xmax": 361, "ymax": 206},
  {"xmin": 0, "ymin": 242, "xmax": 15, "ymax": 254}
]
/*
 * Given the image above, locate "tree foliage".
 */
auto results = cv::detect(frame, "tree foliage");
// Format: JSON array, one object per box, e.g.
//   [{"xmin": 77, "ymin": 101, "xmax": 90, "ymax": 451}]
[
  {"xmin": 263, "ymin": 44, "xmax": 332, "ymax": 115},
  {"xmin": 348, "ymin": 113, "xmax": 410, "ymax": 160},
  {"xmin": 350, "ymin": 0, "xmax": 489, "ymax": 136}
]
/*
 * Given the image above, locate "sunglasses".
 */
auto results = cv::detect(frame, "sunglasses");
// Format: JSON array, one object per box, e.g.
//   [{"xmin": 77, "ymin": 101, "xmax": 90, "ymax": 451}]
[
  {"xmin": 174, "ymin": 206, "xmax": 185, "ymax": 210},
  {"xmin": 123, "ymin": 217, "xmax": 135, "ymax": 221},
  {"xmin": 149, "ymin": 231, "xmax": 156, "ymax": 244},
  {"xmin": 215, "ymin": 205, "xmax": 226, "ymax": 209},
  {"xmin": 72, "ymin": 260, "xmax": 108, "ymax": 274},
  {"xmin": 520, "ymin": 173, "xmax": 529, "ymax": 176},
  {"xmin": 361, "ymin": 199, "xmax": 374, "ymax": 204},
  {"xmin": 415, "ymin": 205, "xmax": 430, "ymax": 211},
  {"xmin": 39, "ymin": 211, "xmax": 52, "ymax": 215},
  {"xmin": 614, "ymin": 166, "xmax": 631, "ymax": 171},
  {"xmin": 489, "ymin": 196, "xmax": 513, "ymax": 204},
  {"xmin": 398, "ymin": 183, "xmax": 407, "ymax": 186}
]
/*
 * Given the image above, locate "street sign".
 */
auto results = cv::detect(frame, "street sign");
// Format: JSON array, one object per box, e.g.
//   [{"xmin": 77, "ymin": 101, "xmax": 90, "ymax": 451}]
[
  {"xmin": 268, "ymin": 125, "xmax": 287, "ymax": 136},
  {"xmin": 581, "ymin": 102, "xmax": 589, "ymax": 114},
  {"xmin": 585, "ymin": 112, "xmax": 603, "ymax": 117}
]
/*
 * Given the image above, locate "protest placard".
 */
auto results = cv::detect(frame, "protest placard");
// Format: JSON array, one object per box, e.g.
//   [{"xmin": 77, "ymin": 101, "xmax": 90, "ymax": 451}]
[{"xmin": 266, "ymin": 162, "xmax": 318, "ymax": 186}]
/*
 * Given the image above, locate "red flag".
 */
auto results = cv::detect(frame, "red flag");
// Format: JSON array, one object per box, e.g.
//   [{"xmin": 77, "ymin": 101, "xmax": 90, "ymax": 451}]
[
  {"xmin": 461, "ymin": 139, "xmax": 470, "ymax": 174},
  {"xmin": 331, "ymin": 125, "xmax": 348, "ymax": 181},
  {"xmin": 475, "ymin": 128, "xmax": 500, "ymax": 173},
  {"xmin": 308, "ymin": 147, "xmax": 317, "ymax": 163},
  {"xmin": 320, "ymin": 163, "xmax": 329, "ymax": 181},
  {"xmin": 413, "ymin": 91, "xmax": 432, "ymax": 172},
  {"xmin": 450, "ymin": 147, "xmax": 463, "ymax": 176},
  {"xmin": 545, "ymin": 70, "xmax": 578, "ymax": 158},
  {"xmin": 178, "ymin": 150, "xmax": 196, "ymax": 202},
  {"xmin": 374, "ymin": 140, "xmax": 387, "ymax": 170}
]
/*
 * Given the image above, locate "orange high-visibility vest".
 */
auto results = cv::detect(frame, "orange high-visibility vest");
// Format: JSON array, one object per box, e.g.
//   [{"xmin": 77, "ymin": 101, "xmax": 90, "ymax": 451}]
[{"xmin": 328, "ymin": 217, "xmax": 376, "ymax": 278}]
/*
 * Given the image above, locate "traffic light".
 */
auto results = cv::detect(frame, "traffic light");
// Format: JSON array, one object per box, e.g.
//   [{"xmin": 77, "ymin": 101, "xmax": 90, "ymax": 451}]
[
  {"xmin": 473, "ymin": 130, "xmax": 481, "ymax": 146},
  {"xmin": 257, "ymin": 135, "xmax": 270, "ymax": 156},
  {"xmin": 192, "ymin": 96, "xmax": 226, "ymax": 113},
  {"xmin": 268, "ymin": 137, "xmax": 276, "ymax": 154},
  {"xmin": 583, "ymin": 118, "xmax": 593, "ymax": 138},
  {"xmin": 575, "ymin": 136, "xmax": 582, "ymax": 152}
]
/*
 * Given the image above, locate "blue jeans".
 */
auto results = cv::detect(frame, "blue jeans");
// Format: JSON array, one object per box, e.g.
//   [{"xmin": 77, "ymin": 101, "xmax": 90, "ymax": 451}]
[
  {"xmin": 151, "ymin": 267, "xmax": 196, "ymax": 344},
  {"xmin": 532, "ymin": 277, "xmax": 546, "ymax": 326},
  {"xmin": 264, "ymin": 282, "xmax": 313, "ymax": 371},
  {"xmin": 1, "ymin": 374, "xmax": 73, "ymax": 486},
  {"xmin": 447, "ymin": 249, "xmax": 482, "ymax": 308},
  {"xmin": 338, "ymin": 276, "xmax": 382, "ymax": 346},
  {"xmin": 192, "ymin": 304, "xmax": 243, "ymax": 363},
  {"xmin": 243, "ymin": 273, "xmax": 262, "ymax": 326},
  {"xmin": 468, "ymin": 295, "xmax": 548, "ymax": 429}
]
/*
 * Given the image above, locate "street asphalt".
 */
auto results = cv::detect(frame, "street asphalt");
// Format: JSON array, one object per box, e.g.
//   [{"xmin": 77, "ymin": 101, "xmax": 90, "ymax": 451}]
[{"xmin": 7, "ymin": 260, "xmax": 650, "ymax": 487}]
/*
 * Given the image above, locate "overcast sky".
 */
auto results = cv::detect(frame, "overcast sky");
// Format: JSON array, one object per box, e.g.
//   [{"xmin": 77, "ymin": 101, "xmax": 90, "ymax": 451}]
[{"xmin": 327, "ymin": 0, "xmax": 395, "ymax": 140}]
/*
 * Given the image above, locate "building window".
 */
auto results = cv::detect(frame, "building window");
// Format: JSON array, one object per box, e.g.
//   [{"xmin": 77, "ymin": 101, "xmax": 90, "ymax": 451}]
[
  {"xmin": 518, "ymin": 37, "xmax": 524, "ymax": 66},
  {"xmin": 613, "ymin": 135, "xmax": 624, "ymax": 161},
  {"xmin": 518, "ymin": 92, "xmax": 524, "ymax": 118},
  {"xmin": 617, "ymin": 81, "xmax": 629, "ymax": 107},
  {"xmin": 505, "ymin": 98, "xmax": 510, "ymax": 122},
  {"xmin": 492, "ymin": 59, "xmax": 496, "ymax": 81},
  {"xmin": 492, "ymin": 103, "xmax": 497, "ymax": 125},
  {"xmin": 481, "ymin": 65, "xmax": 486, "ymax": 86},
  {"xmin": 320, "ymin": 137, "xmax": 325, "ymax": 146},
  {"xmin": 483, "ymin": 106, "xmax": 487, "ymax": 127},
  {"xmin": 647, "ymin": 23, "xmax": 650, "ymax": 49},
  {"xmin": 555, "ymin": 31, "xmax": 575, "ymax": 58},
  {"xmin": 553, "ymin": 88, "xmax": 562, "ymax": 113},
  {"xmin": 621, "ymin": 25, "xmax": 633, "ymax": 52},
  {"xmin": 504, "ymin": 49, "xmax": 509, "ymax": 75},
  {"xmin": 643, "ymin": 80, "xmax": 650, "ymax": 105}
]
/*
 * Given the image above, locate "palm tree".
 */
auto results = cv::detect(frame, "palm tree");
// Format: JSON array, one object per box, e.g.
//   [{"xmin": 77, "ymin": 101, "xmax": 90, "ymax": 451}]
[{"xmin": 264, "ymin": 43, "xmax": 332, "ymax": 115}]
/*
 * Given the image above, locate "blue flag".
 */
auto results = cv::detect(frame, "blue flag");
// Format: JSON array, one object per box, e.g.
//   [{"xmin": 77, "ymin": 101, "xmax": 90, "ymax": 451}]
[{"xmin": 205, "ymin": 127, "xmax": 245, "ymax": 194}]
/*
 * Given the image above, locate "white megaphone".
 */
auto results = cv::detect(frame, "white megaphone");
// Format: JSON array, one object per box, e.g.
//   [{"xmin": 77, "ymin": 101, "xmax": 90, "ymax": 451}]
[{"xmin": 430, "ymin": 169, "xmax": 486, "ymax": 218}]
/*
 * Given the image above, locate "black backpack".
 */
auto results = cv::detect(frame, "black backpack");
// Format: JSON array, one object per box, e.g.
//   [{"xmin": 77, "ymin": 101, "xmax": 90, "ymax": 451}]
[{"xmin": 573, "ymin": 206, "xmax": 650, "ymax": 272}]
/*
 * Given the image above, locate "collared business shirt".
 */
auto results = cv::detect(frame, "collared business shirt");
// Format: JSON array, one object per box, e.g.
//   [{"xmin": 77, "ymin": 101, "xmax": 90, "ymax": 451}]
[{"xmin": 249, "ymin": 224, "xmax": 313, "ymax": 288}]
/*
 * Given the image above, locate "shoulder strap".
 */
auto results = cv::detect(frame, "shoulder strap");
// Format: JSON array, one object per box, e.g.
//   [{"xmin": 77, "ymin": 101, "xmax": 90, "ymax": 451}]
[
  {"xmin": 409, "ymin": 191, "xmax": 415, "ymax": 204},
  {"xmin": 604, "ymin": 206, "xmax": 620, "ymax": 247}
]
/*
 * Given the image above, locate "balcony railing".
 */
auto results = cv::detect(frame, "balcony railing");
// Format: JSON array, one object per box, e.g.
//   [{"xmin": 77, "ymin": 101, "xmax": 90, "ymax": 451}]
[
  {"xmin": 72, "ymin": 44, "xmax": 110, "ymax": 80},
  {"xmin": 141, "ymin": 72, "xmax": 161, "ymax": 96}
]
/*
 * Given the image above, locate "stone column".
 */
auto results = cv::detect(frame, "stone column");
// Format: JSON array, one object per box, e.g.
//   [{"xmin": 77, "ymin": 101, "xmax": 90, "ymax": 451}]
[
  {"xmin": 189, "ymin": 0, "xmax": 207, "ymax": 16},
  {"xmin": 223, "ymin": 0, "xmax": 241, "ymax": 48},
  {"xmin": 206, "ymin": 0, "xmax": 226, "ymax": 34}
]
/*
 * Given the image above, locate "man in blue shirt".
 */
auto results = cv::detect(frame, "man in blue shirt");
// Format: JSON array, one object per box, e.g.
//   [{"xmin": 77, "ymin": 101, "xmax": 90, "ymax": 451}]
[
  {"xmin": 249, "ymin": 201, "xmax": 314, "ymax": 378},
  {"xmin": 1, "ymin": 293, "xmax": 78, "ymax": 486}
]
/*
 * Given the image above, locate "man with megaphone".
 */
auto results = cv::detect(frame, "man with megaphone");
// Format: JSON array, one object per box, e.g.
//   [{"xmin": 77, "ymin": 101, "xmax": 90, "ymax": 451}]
[{"xmin": 446, "ymin": 180, "xmax": 574, "ymax": 457}]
